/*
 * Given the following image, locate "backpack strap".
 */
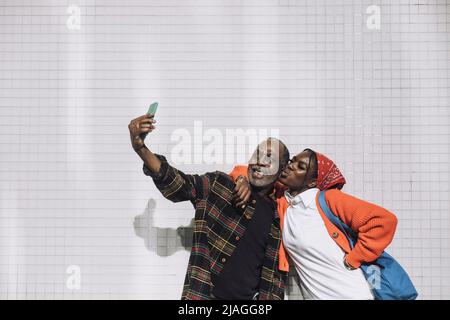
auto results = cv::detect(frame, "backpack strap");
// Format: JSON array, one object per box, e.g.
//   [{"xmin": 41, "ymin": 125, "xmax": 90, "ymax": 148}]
[{"xmin": 318, "ymin": 190, "xmax": 357, "ymax": 248}]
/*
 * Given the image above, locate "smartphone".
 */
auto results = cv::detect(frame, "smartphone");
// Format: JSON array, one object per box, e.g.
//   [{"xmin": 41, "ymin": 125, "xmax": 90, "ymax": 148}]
[{"xmin": 147, "ymin": 102, "xmax": 158, "ymax": 116}]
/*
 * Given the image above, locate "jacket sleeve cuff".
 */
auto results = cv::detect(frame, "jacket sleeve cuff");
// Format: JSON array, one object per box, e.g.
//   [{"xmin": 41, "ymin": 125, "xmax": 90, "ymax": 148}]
[
  {"xmin": 142, "ymin": 154, "xmax": 169, "ymax": 181},
  {"xmin": 345, "ymin": 252, "xmax": 362, "ymax": 269}
]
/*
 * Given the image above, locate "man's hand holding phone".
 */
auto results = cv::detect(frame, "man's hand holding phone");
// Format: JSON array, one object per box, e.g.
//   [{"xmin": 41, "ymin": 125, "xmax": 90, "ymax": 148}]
[
  {"xmin": 128, "ymin": 102, "xmax": 158, "ymax": 152},
  {"xmin": 128, "ymin": 114, "xmax": 156, "ymax": 152}
]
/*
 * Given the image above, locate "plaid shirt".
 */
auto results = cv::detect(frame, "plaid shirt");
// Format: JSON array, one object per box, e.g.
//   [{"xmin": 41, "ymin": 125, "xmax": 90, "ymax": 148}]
[{"xmin": 143, "ymin": 154, "xmax": 287, "ymax": 300}]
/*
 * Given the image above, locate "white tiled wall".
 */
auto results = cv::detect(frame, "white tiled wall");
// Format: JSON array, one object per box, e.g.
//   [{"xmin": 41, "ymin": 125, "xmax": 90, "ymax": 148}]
[{"xmin": 0, "ymin": 0, "xmax": 449, "ymax": 299}]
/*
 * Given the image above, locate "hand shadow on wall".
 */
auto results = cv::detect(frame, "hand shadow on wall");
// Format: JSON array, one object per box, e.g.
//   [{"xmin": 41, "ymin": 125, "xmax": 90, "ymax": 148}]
[
  {"xmin": 133, "ymin": 199, "xmax": 194, "ymax": 256},
  {"xmin": 133, "ymin": 199, "xmax": 303, "ymax": 298}
]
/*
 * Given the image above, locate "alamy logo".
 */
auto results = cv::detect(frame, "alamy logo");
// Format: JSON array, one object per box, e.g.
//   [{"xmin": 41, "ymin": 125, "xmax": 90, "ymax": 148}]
[
  {"xmin": 67, "ymin": 6, "xmax": 81, "ymax": 30},
  {"xmin": 366, "ymin": 265, "xmax": 382, "ymax": 290},
  {"xmin": 170, "ymin": 121, "xmax": 280, "ymax": 165},
  {"xmin": 66, "ymin": 265, "xmax": 81, "ymax": 290},
  {"xmin": 366, "ymin": 5, "xmax": 381, "ymax": 30}
]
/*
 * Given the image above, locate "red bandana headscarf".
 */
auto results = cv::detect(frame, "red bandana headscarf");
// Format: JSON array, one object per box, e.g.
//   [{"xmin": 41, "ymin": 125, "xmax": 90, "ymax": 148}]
[{"xmin": 315, "ymin": 152, "xmax": 346, "ymax": 190}]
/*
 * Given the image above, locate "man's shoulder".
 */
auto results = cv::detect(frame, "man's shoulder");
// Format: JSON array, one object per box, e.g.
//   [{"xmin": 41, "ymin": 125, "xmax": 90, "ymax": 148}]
[
  {"xmin": 199, "ymin": 171, "xmax": 236, "ymax": 203},
  {"xmin": 207, "ymin": 170, "xmax": 235, "ymax": 189}
]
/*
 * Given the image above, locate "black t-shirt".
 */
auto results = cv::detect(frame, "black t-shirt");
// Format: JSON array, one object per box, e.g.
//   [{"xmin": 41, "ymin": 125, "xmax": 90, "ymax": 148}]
[{"xmin": 212, "ymin": 193, "xmax": 276, "ymax": 300}]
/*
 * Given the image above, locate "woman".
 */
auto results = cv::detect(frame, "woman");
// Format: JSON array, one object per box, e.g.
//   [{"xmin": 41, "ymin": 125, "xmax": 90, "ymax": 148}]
[{"xmin": 230, "ymin": 148, "xmax": 398, "ymax": 300}]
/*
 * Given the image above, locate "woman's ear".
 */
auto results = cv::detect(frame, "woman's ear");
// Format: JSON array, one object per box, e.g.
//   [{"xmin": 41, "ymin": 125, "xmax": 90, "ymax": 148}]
[{"xmin": 308, "ymin": 178, "xmax": 317, "ymax": 189}]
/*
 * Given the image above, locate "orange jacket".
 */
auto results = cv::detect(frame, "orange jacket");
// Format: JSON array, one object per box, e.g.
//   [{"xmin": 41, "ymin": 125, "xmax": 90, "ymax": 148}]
[{"xmin": 229, "ymin": 166, "xmax": 398, "ymax": 272}]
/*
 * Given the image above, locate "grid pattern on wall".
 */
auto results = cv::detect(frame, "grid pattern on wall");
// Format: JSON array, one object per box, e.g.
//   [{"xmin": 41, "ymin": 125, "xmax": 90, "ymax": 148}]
[{"xmin": 0, "ymin": 0, "xmax": 449, "ymax": 299}]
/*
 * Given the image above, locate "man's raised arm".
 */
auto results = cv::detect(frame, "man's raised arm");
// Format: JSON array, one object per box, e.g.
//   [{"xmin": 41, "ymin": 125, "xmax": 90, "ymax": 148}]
[
  {"xmin": 128, "ymin": 114, "xmax": 163, "ymax": 176},
  {"xmin": 128, "ymin": 114, "xmax": 213, "ymax": 204}
]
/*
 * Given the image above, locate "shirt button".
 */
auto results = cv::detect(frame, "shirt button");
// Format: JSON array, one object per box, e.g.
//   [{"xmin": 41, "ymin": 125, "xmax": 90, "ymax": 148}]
[
  {"xmin": 235, "ymin": 236, "xmax": 240, "ymax": 241},
  {"xmin": 332, "ymin": 232, "xmax": 339, "ymax": 239},
  {"xmin": 221, "ymin": 258, "xmax": 226, "ymax": 263}
]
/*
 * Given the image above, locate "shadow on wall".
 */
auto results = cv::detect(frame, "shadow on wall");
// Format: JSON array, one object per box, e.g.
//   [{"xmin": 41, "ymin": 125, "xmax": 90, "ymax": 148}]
[
  {"xmin": 133, "ymin": 199, "xmax": 303, "ymax": 298},
  {"xmin": 133, "ymin": 199, "xmax": 194, "ymax": 256}
]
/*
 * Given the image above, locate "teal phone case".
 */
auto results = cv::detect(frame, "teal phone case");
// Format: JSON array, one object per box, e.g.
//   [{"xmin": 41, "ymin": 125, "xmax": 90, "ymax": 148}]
[{"xmin": 147, "ymin": 102, "xmax": 158, "ymax": 115}]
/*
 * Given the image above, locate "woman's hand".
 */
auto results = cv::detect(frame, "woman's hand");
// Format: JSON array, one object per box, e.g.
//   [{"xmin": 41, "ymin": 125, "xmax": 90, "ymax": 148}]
[
  {"xmin": 344, "ymin": 255, "xmax": 357, "ymax": 270},
  {"xmin": 233, "ymin": 175, "xmax": 252, "ymax": 209}
]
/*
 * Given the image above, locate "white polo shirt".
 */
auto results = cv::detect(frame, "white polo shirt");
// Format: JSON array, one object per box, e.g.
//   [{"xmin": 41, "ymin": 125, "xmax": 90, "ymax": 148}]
[{"xmin": 282, "ymin": 188, "xmax": 374, "ymax": 300}]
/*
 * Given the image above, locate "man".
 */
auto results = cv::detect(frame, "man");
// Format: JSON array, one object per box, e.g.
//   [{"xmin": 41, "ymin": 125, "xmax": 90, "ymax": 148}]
[{"xmin": 128, "ymin": 113, "xmax": 290, "ymax": 300}]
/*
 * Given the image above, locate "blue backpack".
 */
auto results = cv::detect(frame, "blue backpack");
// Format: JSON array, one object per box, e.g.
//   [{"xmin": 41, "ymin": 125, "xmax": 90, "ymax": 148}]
[{"xmin": 318, "ymin": 190, "xmax": 418, "ymax": 300}]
